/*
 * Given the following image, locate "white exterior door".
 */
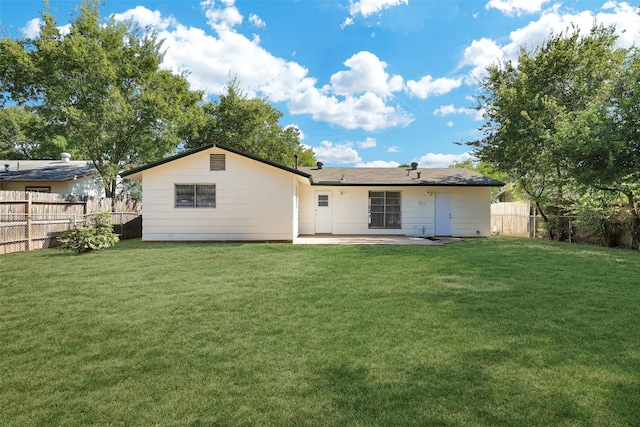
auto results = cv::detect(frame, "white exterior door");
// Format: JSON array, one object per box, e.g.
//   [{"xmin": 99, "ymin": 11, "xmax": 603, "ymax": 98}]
[
  {"xmin": 435, "ymin": 193, "xmax": 452, "ymax": 236},
  {"xmin": 315, "ymin": 192, "xmax": 332, "ymax": 234}
]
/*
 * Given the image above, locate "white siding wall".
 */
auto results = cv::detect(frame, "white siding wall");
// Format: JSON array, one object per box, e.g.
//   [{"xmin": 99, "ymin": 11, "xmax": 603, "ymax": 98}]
[
  {"xmin": 298, "ymin": 185, "xmax": 492, "ymax": 237},
  {"xmin": 449, "ymin": 187, "xmax": 492, "ymax": 237},
  {"xmin": 0, "ymin": 176, "xmax": 104, "ymax": 197},
  {"xmin": 140, "ymin": 148, "xmax": 297, "ymax": 241},
  {"xmin": 1, "ymin": 181, "xmax": 69, "ymax": 193}
]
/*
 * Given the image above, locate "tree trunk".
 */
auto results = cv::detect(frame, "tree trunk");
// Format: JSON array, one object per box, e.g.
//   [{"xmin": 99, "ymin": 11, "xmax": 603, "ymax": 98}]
[
  {"xmin": 555, "ymin": 164, "xmax": 569, "ymax": 242},
  {"xmin": 626, "ymin": 191, "xmax": 640, "ymax": 250},
  {"xmin": 106, "ymin": 179, "xmax": 116, "ymax": 199}
]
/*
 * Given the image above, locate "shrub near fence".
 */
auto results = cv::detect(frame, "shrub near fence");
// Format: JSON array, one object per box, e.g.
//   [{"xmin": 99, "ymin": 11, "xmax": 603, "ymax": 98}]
[{"xmin": 0, "ymin": 191, "xmax": 141, "ymax": 254}]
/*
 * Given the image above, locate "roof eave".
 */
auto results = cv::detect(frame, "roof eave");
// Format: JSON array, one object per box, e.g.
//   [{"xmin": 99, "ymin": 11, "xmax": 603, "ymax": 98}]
[
  {"xmin": 120, "ymin": 142, "xmax": 312, "ymax": 180},
  {"xmin": 309, "ymin": 182, "xmax": 505, "ymax": 187}
]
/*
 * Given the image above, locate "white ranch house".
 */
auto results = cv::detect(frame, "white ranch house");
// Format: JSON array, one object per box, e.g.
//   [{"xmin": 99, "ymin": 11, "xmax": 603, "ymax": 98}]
[
  {"xmin": 120, "ymin": 144, "xmax": 504, "ymax": 242},
  {"xmin": 0, "ymin": 153, "xmax": 105, "ymax": 197}
]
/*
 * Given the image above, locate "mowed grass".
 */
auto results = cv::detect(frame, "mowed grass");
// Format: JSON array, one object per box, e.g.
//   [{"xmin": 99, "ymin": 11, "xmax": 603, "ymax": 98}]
[{"xmin": 1, "ymin": 237, "xmax": 639, "ymax": 426}]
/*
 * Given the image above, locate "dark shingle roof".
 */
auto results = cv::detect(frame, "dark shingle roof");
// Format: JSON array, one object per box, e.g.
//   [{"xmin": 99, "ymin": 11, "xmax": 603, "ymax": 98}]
[
  {"xmin": 118, "ymin": 142, "xmax": 503, "ymax": 187},
  {"xmin": 298, "ymin": 167, "xmax": 504, "ymax": 187},
  {"xmin": 0, "ymin": 160, "xmax": 98, "ymax": 182}
]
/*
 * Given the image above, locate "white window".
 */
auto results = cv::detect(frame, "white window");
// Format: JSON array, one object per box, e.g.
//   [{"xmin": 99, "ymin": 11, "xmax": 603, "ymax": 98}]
[
  {"xmin": 368, "ymin": 191, "xmax": 401, "ymax": 229},
  {"xmin": 25, "ymin": 186, "xmax": 51, "ymax": 193},
  {"xmin": 175, "ymin": 184, "xmax": 216, "ymax": 208}
]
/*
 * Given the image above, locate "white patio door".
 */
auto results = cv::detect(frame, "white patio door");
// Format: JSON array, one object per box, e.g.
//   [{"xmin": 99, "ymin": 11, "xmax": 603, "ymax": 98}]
[
  {"xmin": 315, "ymin": 191, "xmax": 332, "ymax": 234},
  {"xmin": 435, "ymin": 193, "xmax": 452, "ymax": 236}
]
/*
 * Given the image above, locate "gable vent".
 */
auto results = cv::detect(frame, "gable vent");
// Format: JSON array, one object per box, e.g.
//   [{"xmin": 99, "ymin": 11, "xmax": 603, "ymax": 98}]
[{"xmin": 210, "ymin": 154, "xmax": 226, "ymax": 171}]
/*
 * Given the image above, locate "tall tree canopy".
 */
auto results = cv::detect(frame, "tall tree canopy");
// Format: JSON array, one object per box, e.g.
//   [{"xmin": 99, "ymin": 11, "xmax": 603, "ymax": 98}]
[
  {"xmin": 0, "ymin": 0, "xmax": 203, "ymax": 196},
  {"xmin": 185, "ymin": 79, "xmax": 316, "ymax": 168},
  {"xmin": 0, "ymin": 106, "xmax": 62, "ymax": 159},
  {"xmin": 466, "ymin": 24, "xmax": 640, "ymax": 246},
  {"xmin": 562, "ymin": 52, "xmax": 640, "ymax": 247}
]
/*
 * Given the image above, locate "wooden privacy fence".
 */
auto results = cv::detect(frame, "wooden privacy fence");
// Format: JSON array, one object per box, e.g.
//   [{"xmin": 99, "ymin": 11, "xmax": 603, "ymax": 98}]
[
  {"xmin": 0, "ymin": 191, "xmax": 141, "ymax": 254},
  {"xmin": 491, "ymin": 202, "xmax": 532, "ymax": 237}
]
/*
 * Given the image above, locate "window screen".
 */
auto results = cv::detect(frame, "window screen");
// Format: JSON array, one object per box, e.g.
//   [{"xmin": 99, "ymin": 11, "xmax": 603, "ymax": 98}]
[
  {"xmin": 175, "ymin": 184, "xmax": 216, "ymax": 208},
  {"xmin": 368, "ymin": 191, "xmax": 401, "ymax": 229}
]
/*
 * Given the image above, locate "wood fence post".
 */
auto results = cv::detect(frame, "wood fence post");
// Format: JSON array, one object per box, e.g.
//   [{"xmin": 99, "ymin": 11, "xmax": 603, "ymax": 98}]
[{"xmin": 26, "ymin": 192, "xmax": 32, "ymax": 251}]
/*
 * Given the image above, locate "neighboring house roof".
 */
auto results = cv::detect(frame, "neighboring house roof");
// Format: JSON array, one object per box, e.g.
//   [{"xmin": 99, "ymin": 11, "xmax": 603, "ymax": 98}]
[
  {"xmin": 119, "ymin": 142, "xmax": 504, "ymax": 187},
  {"xmin": 300, "ymin": 166, "xmax": 504, "ymax": 187},
  {"xmin": 0, "ymin": 159, "xmax": 98, "ymax": 182},
  {"xmin": 120, "ymin": 142, "xmax": 312, "ymax": 181}
]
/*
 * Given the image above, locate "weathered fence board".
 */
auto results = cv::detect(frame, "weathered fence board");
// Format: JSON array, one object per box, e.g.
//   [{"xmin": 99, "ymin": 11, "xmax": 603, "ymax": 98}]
[
  {"xmin": 491, "ymin": 202, "xmax": 532, "ymax": 237},
  {"xmin": 1, "ymin": 191, "xmax": 141, "ymax": 254}
]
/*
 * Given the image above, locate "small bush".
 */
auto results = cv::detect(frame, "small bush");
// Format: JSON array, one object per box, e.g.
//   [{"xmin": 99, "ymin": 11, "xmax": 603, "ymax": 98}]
[{"xmin": 58, "ymin": 211, "xmax": 119, "ymax": 253}]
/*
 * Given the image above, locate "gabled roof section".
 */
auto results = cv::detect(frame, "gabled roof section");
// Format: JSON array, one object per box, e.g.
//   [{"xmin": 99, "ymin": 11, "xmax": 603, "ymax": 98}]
[
  {"xmin": 298, "ymin": 166, "xmax": 504, "ymax": 187},
  {"xmin": 0, "ymin": 160, "xmax": 98, "ymax": 182},
  {"xmin": 120, "ymin": 143, "xmax": 312, "ymax": 180}
]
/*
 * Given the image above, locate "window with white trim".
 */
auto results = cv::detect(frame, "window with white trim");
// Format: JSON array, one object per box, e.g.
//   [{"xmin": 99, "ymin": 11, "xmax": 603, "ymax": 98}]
[
  {"xmin": 368, "ymin": 191, "xmax": 401, "ymax": 229},
  {"xmin": 175, "ymin": 184, "xmax": 216, "ymax": 208},
  {"xmin": 25, "ymin": 186, "xmax": 51, "ymax": 193}
]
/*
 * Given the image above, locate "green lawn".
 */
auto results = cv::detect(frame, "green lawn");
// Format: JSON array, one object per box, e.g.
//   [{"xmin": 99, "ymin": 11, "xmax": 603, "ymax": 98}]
[{"xmin": 1, "ymin": 237, "xmax": 639, "ymax": 426}]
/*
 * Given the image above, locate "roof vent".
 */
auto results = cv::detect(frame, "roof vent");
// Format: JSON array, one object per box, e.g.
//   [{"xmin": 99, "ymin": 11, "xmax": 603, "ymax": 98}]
[
  {"xmin": 316, "ymin": 161, "xmax": 323, "ymax": 170},
  {"xmin": 3, "ymin": 164, "xmax": 9, "ymax": 173},
  {"xmin": 411, "ymin": 162, "xmax": 418, "ymax": 170},
  {"xmin": 61, "ymin": 152, "xmax": 71, "ymax": 162}
]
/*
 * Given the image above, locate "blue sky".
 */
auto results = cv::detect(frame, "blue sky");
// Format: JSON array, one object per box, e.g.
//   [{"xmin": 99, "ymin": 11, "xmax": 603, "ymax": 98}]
[{"xmin": 1, "ymin": 1, "xmax": 639, "ymax": 167}]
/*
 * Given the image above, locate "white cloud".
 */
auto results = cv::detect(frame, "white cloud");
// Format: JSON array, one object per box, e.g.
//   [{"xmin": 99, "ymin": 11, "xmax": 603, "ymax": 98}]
[
  {"xmin": 387, "ymin": 146, "xmax": 400, "ymax": 153},
  {"xmin": 349, "ymin": 0, "xmax": 409, "ymax": 18},
  {"xmin": 459, "ymin": 37, "xmax": 505, "ymax": 84},
  {"xmin": 21, "ymin": 18, "xmax": 70, "ymax": 38},
  {"xmin": 486, "ymin": 0, "xmax": 551, "ymax": 16},
  {"xmin": 416, "ymin": 152, "xmax": 473, "ymax": 168},
  {"xmin": 202, "ymin": 0, "xmax": 243, "ymax": 31},
  {"xmin": 113, "ymin": 4, "xmax": 412, "ymax": 131},
  {"xmin": 284, "ymin": 124, "xmax": 304, "ymax": 140},
  {"xmin": 249, "ymin": 14, "xmax": 265, "ymax": 28},
  {"xmin": 356, "ymin": 160, "xmax": 401, "ymax": 167},
  {"xmin": 287, "ymin": 89, "xmax": 413, "ymax": 131},
  {"xmin": 342, "ymin": 0, "xmax": 408, "ymax": 27},
  {"xmin": 446, "ymin": 121, "xmax": 454, "ymax": 127},
  {"xmin": 463, "ymin": 1, "xmax": 640, "ymax": 85},
  {"xmin": 406, "ymin": 75, "xmax": 462, "ymax": 99},
  {"xmin": 504, "ymin": 2, "xmax": 640, "ymax": 54},
  {"xmin": 112, "ymin": 6, "xmax": 176, "ymax": 30},
  {"xmin": 434, "ymin": 105, "xmax": 483, "ymax": 120},
  {"xmin": 328, "ymin": 51, "xmax": 403, "ymax": 99},
  {"xmin": 598, "ymin": 2, "xmax": 640, "ymax": 48},
  {"xmin": 341, "ymin": 17, "xmax": 354, "ymax": 29},
  {"xmin": 312, "ymin": 141, "xmax": 362, "ymax": 164},
  {"xmin": 358, "ymin": 137, "xmax": 377, "ymax": 149},
  {"xmin": 58, "ymin": 24, "xmax": 71, "ymax": 35},
  {"xmin": 21, "ymin": 18, "xmax": 41, "ymax": 38}
]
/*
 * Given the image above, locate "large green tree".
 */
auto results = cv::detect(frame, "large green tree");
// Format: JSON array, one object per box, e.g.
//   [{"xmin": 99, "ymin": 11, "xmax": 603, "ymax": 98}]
[
  {"xmin": 0, "ymin": 0, "xmax": 203, "ymax": 196},
  {"xmin": 468, "ymin": 25, "xmax": 626, "ymax": 240},
  {"xmin": 0, "ymin": 105, "xmax": 65, "ymax": 159},
  {"xmin": 186, "ymin": 79, "xmax": 316, "ymax": 168},
  {"xmin": 562, "ymin": 51, "xmax": 640, "ymax": 248}
]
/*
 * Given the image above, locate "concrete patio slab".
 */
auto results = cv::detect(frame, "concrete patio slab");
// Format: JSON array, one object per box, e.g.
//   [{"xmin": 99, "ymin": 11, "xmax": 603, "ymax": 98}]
[{"xmin": 293, "ymin": 235, "xmax": 463, "ymax": 245}]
